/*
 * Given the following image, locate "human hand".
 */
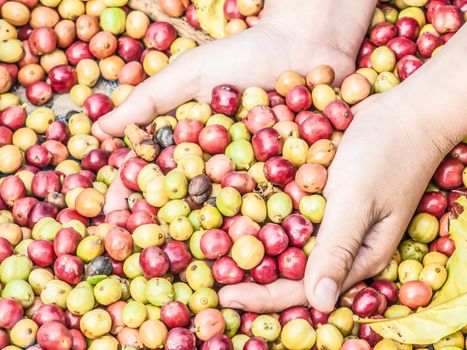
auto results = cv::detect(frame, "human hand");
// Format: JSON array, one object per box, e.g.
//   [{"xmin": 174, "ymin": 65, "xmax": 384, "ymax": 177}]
[
  {"xmin": 98, "ymin": 0, "xmax": 377, "ymax": 213},
  {"xmin": 218, "ymin": 92, "xmax": 453, "ymax": 313},
  {"xmin": 220, "ymin": 23, "xmax": 467, "ymax": 313}
]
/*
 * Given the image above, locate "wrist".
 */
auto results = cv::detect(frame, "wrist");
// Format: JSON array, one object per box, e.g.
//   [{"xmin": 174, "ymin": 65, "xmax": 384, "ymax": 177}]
[
  {"xmin": 260, "ymin": 0, "xmax": 377, "ymax": 60},
  {"xmin": 383, "ymin": 24, "xmax": 467, "ymax": 155}
]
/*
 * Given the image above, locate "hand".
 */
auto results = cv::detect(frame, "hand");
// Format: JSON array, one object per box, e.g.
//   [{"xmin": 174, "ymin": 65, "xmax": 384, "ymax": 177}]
[
  {"xmin": 220, "ymin": 23, "xmax": 467, "ymax": 313},
  {"xmin": 219, "ymin": 92, "xmax": 450, "ymax": 313},
  {"xmin": 98, "ymin": 0, "xmax": 376, "ymax": 213}
]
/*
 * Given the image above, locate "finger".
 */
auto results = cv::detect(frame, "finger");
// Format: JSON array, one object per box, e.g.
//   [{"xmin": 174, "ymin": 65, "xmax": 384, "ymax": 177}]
[
  {"xmin": 304, "ymin": 188, "xmax": 374, "ymax": 312},
  {"xmin": 104, "ymin": 176, "xmax": 132, "ymax": 214},
  {"xmin": 103, "ymin": 151, "xmax": 135, "ymax": 214},
  {"xmin": 91, "ymin": 122, "xmax": 112, "ymax": 142},
  {"xmin": 219, "ymin": 279, "xmax": 307, "ymax": 313},
  {"xmin": 341, "ymin": 215, "xmax": 406, "ymax": 292},
  {"xmin": 98, "ymin": 48, "xmax": 203, "ymax": 137}
]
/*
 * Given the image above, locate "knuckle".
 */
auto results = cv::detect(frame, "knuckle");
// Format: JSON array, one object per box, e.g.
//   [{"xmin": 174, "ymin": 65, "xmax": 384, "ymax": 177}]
[
  {"xmin": 137, "ymin": 87, "xmax": 158, "ymax": 109},
  {"xmin": 132, "ymin": 82, "xmax": 150, "ymax": 97},
  {"xmin": 323, "ymin": 184, "xmax": 374, "ymax": 216},
  {"xmin": 263, "ymin": 285, "xmax": 275, "ymax": 313},
  {"xmin": 328, "ymin": 241, "xmax": 358, "ymax": 274},
  {"xmin": 354, "ymin": 248, "xmax": 390, "ymax": 280}
]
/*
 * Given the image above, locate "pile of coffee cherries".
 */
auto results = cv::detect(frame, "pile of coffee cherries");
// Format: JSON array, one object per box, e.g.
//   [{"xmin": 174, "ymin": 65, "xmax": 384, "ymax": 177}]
[
  {"xmin": 357, "ymin": 0, "xmax": 465, "ymax": 90},
  {"xmin": 0, "ymin": 0, "xmax": 466, "ymax": 349},
  {"xmin": 0, "ymin": 0, "xmax": 198, "ymax": 110},
  {"xmin": 158, "ymin": 0, "xmax": 264, "ymax": 36}
]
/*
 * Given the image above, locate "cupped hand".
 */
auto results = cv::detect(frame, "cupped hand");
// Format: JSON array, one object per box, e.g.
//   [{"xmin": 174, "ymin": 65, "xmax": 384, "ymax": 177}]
[
  {"xmin": 97, "ymin": 0, "xmax": 370, "ymax": 213},
  {"xmin": 219, "ymin": 92, "xmax": 450, "ymax": 313},
  {"xmin": 220, "ymin": 23, "xmax": 467, "ymax": 313}
]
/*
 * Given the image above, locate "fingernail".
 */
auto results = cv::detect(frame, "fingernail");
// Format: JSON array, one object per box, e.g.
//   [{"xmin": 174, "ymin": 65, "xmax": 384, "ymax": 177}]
[{"xmin": 314, "ymin": 277, "xmax": 338, "ymax": 310}]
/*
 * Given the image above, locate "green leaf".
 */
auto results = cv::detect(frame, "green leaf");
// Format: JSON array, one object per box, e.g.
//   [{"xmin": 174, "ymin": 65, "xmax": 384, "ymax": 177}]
[
  {"xmin": 358, "ymin": 196, "xmax": 467, "ymax": 344},
  {"xmin": 430, "ymin": 196, "xmax": 467, "ymax": 306},
  {"xmin": 193, "ymin": 0, "xmax": 226, "ymax": 39}
]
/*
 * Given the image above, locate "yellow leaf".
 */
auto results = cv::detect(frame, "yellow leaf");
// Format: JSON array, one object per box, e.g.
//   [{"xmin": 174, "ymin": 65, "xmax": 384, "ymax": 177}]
[
  {"xmin": 193, "ymin": 0, "xmax": 226, "ymax": 39},
  {"xmin": 360, "ymin": 292, "xmax": 467, "ymax": 344},
  {"xmin": 358, "ymin": 196, "xmax": 467, "ymax": 344},
  {"xmin": 430, "ymin": 196, "xmax": 467, "ymax": 306}
]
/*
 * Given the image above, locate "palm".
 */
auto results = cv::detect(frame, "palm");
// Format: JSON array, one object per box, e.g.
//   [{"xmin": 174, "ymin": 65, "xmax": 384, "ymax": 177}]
[{"xmin": 183, "ymin": 25, "xmax": 355, "ymax": 102}]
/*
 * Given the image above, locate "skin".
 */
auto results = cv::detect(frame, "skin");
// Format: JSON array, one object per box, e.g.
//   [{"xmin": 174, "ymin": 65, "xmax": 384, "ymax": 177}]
[{"xmin": 97, "ymin": 0, "xmax": 467, "ymax": 312}]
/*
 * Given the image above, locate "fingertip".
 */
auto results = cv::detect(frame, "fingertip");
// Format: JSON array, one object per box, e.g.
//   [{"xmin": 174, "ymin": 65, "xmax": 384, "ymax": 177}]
[
  {"xmin": 304, "ymin": 250, "xmax": 340, "ymax": 312},
  {"xmin": 311, "ymin": 277, "xmax": 339, "ymax": 312},
  {"xmin": 92, "ymin": 121, "xmax": 112, "ymax": 142},
  {"xmin": 103, "ymin": 175, "xmax": 131, "ymax": 215},
  {"xmin": 218, "ymin": 286, "xmax": 246, "ymax": 310},
  {"xmin": 98, "ymin": 111, "xmax": 125, "ymax": 137},
  {"xmin": 103, "ymin": 196, "xmax": 129, "ymax": 215}
]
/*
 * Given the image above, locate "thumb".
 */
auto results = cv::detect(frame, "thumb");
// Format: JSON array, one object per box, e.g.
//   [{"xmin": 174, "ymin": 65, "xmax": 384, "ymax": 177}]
[
  {"xmin": 304, "ymin": 190, "xmax": 373, "ymax": 312},
  {"xmin": 98, "ymin": 48, "xmax": 203, "ymax": 137}
]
